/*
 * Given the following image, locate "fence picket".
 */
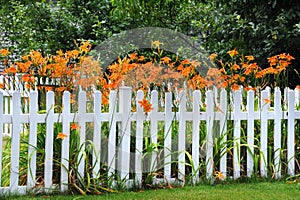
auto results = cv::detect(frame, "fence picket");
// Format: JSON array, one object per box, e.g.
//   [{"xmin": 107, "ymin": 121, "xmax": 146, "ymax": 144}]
[
  {"xmin": 246, "ymin": 90, "xmax": 255, "ymax": 177},
  {"xmin": 135, "ymin": 90, "xmax": 144, "ymax": 184},
  {"xmin": 150, "ymin": 90, "xmax": 158, "ymax": 174},
  {"xmin": 178, "ymin": 91, "xmax": 186, "ymax": 180},
  {"xmin": 260, "ymin": 90, "xmax": 269, "ymax": 177},
  {"xmin": 10, "ymin": 92, "xmax": 21, "ymax": 192},
  {"xmin": 295, "ymin": 88, "xmax": 300, "ymax": 107},
  {"xmin": 287, "ymin": 89, "xmax": 295, "ymax": 176},
  {"xmin": 118, "ymin": 86, "xmax": 131, "ymax": 180},
  {"xmin": 108, "ymin": 91, "xmax": 117, "ymax": 177},
  {"xmin": 219, "ymin": 89, "xmax": 227, "ymax": 177},
  {"xmin": 206, "ymin": 90, "xmax": 214, "ymax": 178},
  {"xmin": 233, "ymin": 90, "xmax": 241, "ymax": 179},
  {"xmin": 93, "ymin": 91, "xmax": 102, "ymax": 178},
  {"xmin": 274, "ymin": 87, "xmax": 282, "ymax": 178},
  {"xmin": 0, "ymin": 92, "xmax": 3, "ymax": 187},
  {"xmin": 164, "ymin": 92, "xmax": 173, "ymax": 181},
  {"xmin": 44, "ymin": 91, "xmax": 55, "ymax": 191},
  {"xmin": 78, "ymin": 91, "xmax": 87, "ymax": 179},
  {"xmin": 61, "ymin": 91, "xmax": 71, "ymax": 191},
  {"xmin": 192, "ymin": 90, "xmax": 201, "ymax": 183},
  {"xmin": 27, "ymin": 91, "xmax": 38, "ymax": 189}
]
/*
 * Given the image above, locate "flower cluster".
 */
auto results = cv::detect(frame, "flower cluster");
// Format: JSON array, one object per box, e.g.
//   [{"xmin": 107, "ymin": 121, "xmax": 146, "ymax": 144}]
[{"xmin": 0, "ymin": 41, "xmax": 296, "ymax": 113}]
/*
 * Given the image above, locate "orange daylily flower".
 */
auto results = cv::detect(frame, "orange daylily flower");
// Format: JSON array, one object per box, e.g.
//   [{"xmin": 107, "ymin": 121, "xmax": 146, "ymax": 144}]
[
  {"xmin": 79, "ymin": 41, "xmax": 92, "ymax": 53},
  {"xmin": 129, "ymin": 53, "xmax": 137, "ymax": 60},
  {"xmin": 245, "ymin": 86, "xmax": 256, "ymax": 91},
  {"xmin": 45, "ymin": 86, "xmax": 53, "ymax": 91},
  {"xmin": 227, "ymin": 48, "xmax": 238, "ymax": 57},
  {"xmin": 138, "ymin": 98, "xmax": 154, "ymax": 113},
  {"xmin": 232, "ymin": 63, "xmax": 240, "ymax": 70},
  {"xmin": 245, "ymin": 55, "xmax": 254, "ymax": 61},
  {"xmin": 4, "ymin": 66, "xmax": 17, "ymax": 74},
  {"xmin": 215, "ymin": 171, "xmax": 226, "ymax": 181},
  {"xmin": 267, "ymin": 56, "xmax": 277, "ymax": 66},
  {"xmin": 152, "ymin": 40, "xmax": 163, "ymax": 48},
  {"xmin": 279, "ymin": 53, "xmax": 286, "ymax": 59},
  {"xmin": 57, "ymin": 133, "xmax": 67, "ymax": 140},
  {"xmin": 285, "ymin": 54, "xmax": 295, "ymax": 61},
  {"xmin": 231, "ymin": 84, "xmax": 240, "ymax": 91},
  {"xmin": 209, "ymin": 53, "xmax": 217, "ymax": 61},
  {"xmin": 71, "ymin": 123, "xmax": 81, "ymax": 131},
  {"xmin": 161, "ymin": 56, "xmax": 171, "ymax": 64},
  {"xmin": 263, "ymin": 98, "xmax": 272, "ymax": 104},
  {"xmin": 21, "ymin": 74, "xmax": 31, "ymax": 82},
  {"xmin": 0, "ymin": 48, "xmax": 10, "ymax": 56},
  {"xmin": 138, "ymin": 56, "xmax": 145, "ymax": 62}
]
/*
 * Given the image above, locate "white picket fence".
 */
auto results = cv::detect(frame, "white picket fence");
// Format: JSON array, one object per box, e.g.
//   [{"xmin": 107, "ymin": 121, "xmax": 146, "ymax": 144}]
[{"xmin": 0, "ymin": 86, "xmax": 300, "ymax": 195}]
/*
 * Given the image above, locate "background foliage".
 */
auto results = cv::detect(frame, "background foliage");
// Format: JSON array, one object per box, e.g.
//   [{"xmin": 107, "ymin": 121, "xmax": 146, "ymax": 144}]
[{"xmin": 0, "ymin": 0, "xmax": 299, "ymax": 86}]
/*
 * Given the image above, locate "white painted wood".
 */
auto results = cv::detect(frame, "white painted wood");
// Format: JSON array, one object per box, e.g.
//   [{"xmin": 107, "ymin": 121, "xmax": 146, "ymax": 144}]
[
  {"xmin": 233, "ymin": 90, "xmax": 241, "ymax": 179},
  {"xmin": 93, "ymin": 91, "xmax": 102, "ymax": 178},
  {"xmin": 10, "ymin": 92, "xmax": 21, "ymax": 192},
  {"xmin": 3, "ymin": 93, "xmax": 11, "ymax": 135},
  {"xmin": 164, "ymin": 92, "xmax": 173, "ymax": 181},
  {"xmin": 0, "ymin": 92, "xmax": 3, "ymax": 186},
  {"xmin": 295, "ymin": 88, "xmax": 300, "ymax": 107},
  {"xmin": 27, "ymin": 91, "xmax": 38, "ymax": 189},
  {"xmin": 219, "ymin": 89, "xmax": 227, "ymax": 177},
  {"xmin": 118, "ymin": 86, "xmax": 131, "ymax": 180},
  {"xmin": 78, "ymin": 91, "xmax": 87, "ymax": 179},
  {"xmin": 287, "ymin": 89, "xmax": 295, "ymax": 176},
  {"xmin": 135, "ymin": 90, "xmax": 144, "ymax": 184},
  {"xmin": 61, "ymin": 91, "xmax": 71, "ymax": 191},
  {"xmin": 246, "ymin": 89, "xmax": 255, "ymax": 177},
  {"xmin": 108, "ymin": 91, "xmax": 117, "ymax": 177},
  {"xmin": 206, "ymin": 90, "xmax": 214, "ymax": 178},
  {"xmin": 283, "ymin": 87, "xmax": 288, "ymax": 110},
  {"xmin": 150, "ymin": 90, "xmax": 158, "ymax": 173},
  {"xmin": 192, "ymin": 90, "xmax": 200, "ymax": 183},
  {"xmin": 44, "ymin": 91, "xmax": 55, "ymax": 191},
  {"xmin": 178, "ymin": 90, "xmax": 186, "ymax": 180},
  {"xmin": 0, "ymin": 86, "xmax": 300, "ymax": 193},
  {"xmin": 274, "ymin": 87, "xmax": 282, "ymax": 178},
  {"xmin": 260, "ymin": 90, "xmax": 269, "ymax": 177}
]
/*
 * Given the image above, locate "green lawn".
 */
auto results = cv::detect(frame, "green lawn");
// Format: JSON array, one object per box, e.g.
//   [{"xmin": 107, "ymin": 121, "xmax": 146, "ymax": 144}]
[{"xmin": 5, "ymin": 181, "xmax": 300, "ymax": 200}]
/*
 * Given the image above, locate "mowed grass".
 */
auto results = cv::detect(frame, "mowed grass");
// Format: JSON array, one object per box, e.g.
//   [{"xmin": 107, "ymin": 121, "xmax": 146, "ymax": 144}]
[{"xmin": 4, "ymin": 181, "xmax": 300, "ymax": 200}]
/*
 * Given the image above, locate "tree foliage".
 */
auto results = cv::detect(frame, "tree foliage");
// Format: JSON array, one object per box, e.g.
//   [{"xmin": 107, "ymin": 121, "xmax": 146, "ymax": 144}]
[
  {"xmin": 0, "ymin": 0, "xmax": 116, "ymax": 54},
  {"xmin": 0, "ymin": 0, "xmax": 299, "ymax": 85},
  {"xmin": 191, "ymin": 0, "xmax": 300, "ymax": 86}
]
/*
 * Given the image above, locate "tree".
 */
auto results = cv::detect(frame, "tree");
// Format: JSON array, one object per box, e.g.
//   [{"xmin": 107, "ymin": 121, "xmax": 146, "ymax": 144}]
[
  {"xmin": 191, "ymin": 0, "xmax": 300, "ymax": 87},
  {"xmin": 0, "ymin": 0, "xmax": 117, "ymax": 55}
]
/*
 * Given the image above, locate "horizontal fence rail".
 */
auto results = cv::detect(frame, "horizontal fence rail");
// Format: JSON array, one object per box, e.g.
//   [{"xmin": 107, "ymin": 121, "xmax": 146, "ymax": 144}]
[{"xmin": 0, "ymin": 86, "xmax": 300, "ymax": 195}]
